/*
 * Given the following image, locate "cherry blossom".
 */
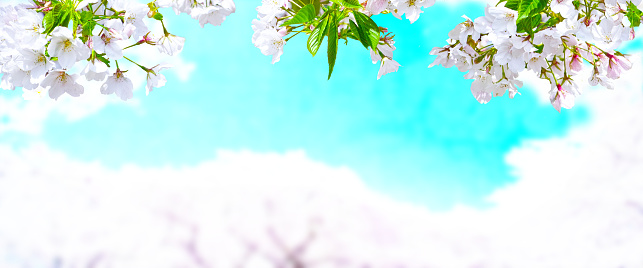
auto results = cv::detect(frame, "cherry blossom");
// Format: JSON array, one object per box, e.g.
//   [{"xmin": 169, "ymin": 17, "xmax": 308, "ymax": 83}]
[
  {"xmin": 101, "ymin": 69, "xmax": 134, "ymax": 101},
  {"xmin": 146, "ymin": 64, "xmax": 172, "ymax": 95},
  {"xmin": 40, "ymin": 70, "xmax": 84, "ymax": 100},
  {"xmin": 157, "ymin": 32, "xmax": 186, "ymax": 56},
  {"xmin": 377, "ymin": 57, "xmax": 401, "ymax": 80},
  {"xmin": 48, "ymin": 27, "xmax": 90, "ymax": 69}
]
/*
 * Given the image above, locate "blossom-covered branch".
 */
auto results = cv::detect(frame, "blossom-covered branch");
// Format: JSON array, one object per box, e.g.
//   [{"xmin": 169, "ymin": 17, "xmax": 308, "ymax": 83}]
[
  {"xmin": 252, "ymin": 0, "xmax": 436, "ymax": 79},
  {"xmin": 0, "ymin": 0, "xmax": 235, "ymax": 100},
  {"xmin": 430, "ymin": 0, "xmax": 642, "ymax": 112}
]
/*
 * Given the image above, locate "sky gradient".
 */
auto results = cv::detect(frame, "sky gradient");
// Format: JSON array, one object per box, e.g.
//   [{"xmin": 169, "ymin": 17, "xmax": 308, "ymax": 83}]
[{"xmin": 1, "ymin": 1, "xmax": 591, "ymax": 210}]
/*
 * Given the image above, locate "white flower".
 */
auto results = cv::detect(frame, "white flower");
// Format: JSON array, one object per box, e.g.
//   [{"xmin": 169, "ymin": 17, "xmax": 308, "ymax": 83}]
[
  {"xmin": 473, "ymin": 9, "xmax": 493, "ymax": 35},
  {"xmin": 492, "ymin": 79, "xmax": 521, "ymax": 98},
  {"xmin": 470, "ymin": 72, "xmax": 493, "ymax": 104},
  {"xmin": 146, "ymin": 64, "xmax": 172, "ymax": 95},
  {"xmin": 549, "ymin": 82, "xmax": 576, "ymax": 112},
  {"xmin": 551, "ymin": 0, "xmax": 576, "ymax": 19},
  {"xmin": 255, "ymin": 28, "xmax": 285, "ymax": 64},
  {"xmin": 428, "ymin": 47, "xmax": 455, "ymax": 68},
  {"xmin": 252, "ymin": 15, "xmax": 278, "ymax": 43},
  {"xmin": 488, "ymin": 7, "xmax": 518, "ymax": 35},
  {"xmin": 592, "ymin": 18, "xmax": 627, "ymax": 50},
  {"xmin": 370, "ymin": 41, "xmax": 396, "ymax": 64},
  {"xmin": 14, "ymin": 8, "xmax": 44, "ymax": 44},
  {"xmin": 190, "ymin": 0, "xmax": 236, "ymax": 27},
  {"xmin": 48, "ymin": 27, "xmax": 90, "ymax": 69},
  {"xmin": 449, "ymin": 16, "xmax": 481, "ymax": 44},
  {"xmin": 257, "ymin": 0, "xmax": 290, "ymax": 17},
  {"xmin": 603, "ymin": 53, "xmax": 632, "ymax": 79},
  {"xmin": 80, "ymin": 60, "xmax": 109, "ymax": 82},
  {"xmin": 16, "ymin": 43, "xmax": 53, "ymax": 79},
  {"xmin": 93, "ymin": 19, "xmax": 125, "ymax": 60},
  {"xmin": 377, "ymin": 57, "xmax": 400, "ymax": 79},
  {"xmin": 494, "ymin": 35, "xmax": 534, "ymax": 73},
  {"xmin": 589, "ymin": 70, "xmax": 614, "ymax": 90},
  {"xmin": 556, "ymin": 18, "xmax": 581, "ymax": 35},
  {"xmin": 156, "ymin": 0, "xmax": 192, "ymax": 15},
  {"xmin": 40, "ymin": 70, "xmax": 84, "ymax": 100},
  {"xmin": 533, "ymin": 28, "xmax": 562, "ymax": 56},
  {"xmin": 526, "ymin": 53, "xmax": 548, "ymax": 73},
  {"xmin": 451, "ymin": 44, "xmax": 477, "ymax": 72},
  {"xmin": 390, "ymin": 0, "xmax": 435, "ymax": 23},
  {"xmin": 101, "ymin": 69, "xmax": 134, "ymax": 101},
  {"xmin": 157, "ymin": 33, "xmax": 186, "ymax": 56},
  {"xmin": 122, "ymin": 3, "xmax": 150, "ymax": 39},
  {"xmin": 0, "ymin": 71, "xmax": 14, "ymax": 90},
  {"xmin": 366, "ymin": 0, "xmax": 389, "ymax": 15},
  {"xmin": 4, "ymin": 65, "xmax": 39, "ymax": 90}
]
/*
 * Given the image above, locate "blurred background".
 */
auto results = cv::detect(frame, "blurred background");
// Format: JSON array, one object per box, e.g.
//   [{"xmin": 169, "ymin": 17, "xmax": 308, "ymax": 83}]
[{"xmin": 1, "ymin": 0, "xmax": 643, "ymax": 267}]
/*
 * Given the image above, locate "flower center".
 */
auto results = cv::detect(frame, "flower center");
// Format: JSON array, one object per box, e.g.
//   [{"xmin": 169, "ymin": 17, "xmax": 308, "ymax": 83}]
[
  {"xmin": 62, "ymin": 39, "xmax": 73, "ymax": 52},
  {"xmin": 37, "ymin": 54, "xmax": 46, "ymax": 65},
  {"xmin": 272, "ymin": 39, "xmax": 284, "ymax": 49},
  {"xmin": 56, "ymin": 72, "xmax": 69, "ymax": 83}
]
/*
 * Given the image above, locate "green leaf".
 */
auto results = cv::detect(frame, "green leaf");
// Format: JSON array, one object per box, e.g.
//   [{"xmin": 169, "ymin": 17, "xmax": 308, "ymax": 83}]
[
  {"xmin": 516, "ymin": 12, "xmax": 540, "ymax": 34},
  {"xmin": 330, "ymin": 0, "xmax": 362, "ymax": 9},
  {"xmin": 349, "ymin": 19, "xmax": 369, "ymax": 49},
  {"xmin": 291, "ymin": 0, "xmax": 321, "ymax": 15},
  {"xmin": 502, "ymin": 0, "xmax": 547, "ymax": 21},
  {"xmin": 534, "ymin": 43, "xmax": 544, "ymax": 54},
  {"xmin": 352, "ymin": 11, "xmax": 380, "ymax": 50},
  {"xmin": 314, "ymin": 0, "xmax": 321, "ymax": 16},
  {"xmin": 501, "ymin": 0, "xmax": 519, "ymax": 10},
  {"xmin": 520, "ymin": 0, "xmax": 547, "ymax": 20},
  {"xmin": 95, "ymin": 53, "xmax": 111, "ymax": 67},
  {"xmin": 626, "ymin": 2, "xmax": 643, "ymax": 28},
  {"xmin": 153, "ymin": 12, "xmax": 164, "ymax": 21},
  {"xmin": 282, "ymin": 4, "xmax": 317, "ymax": 26},
  {"xmin": 80, "ymin": 10, "xmax": 93, "ymax": 21},
  {"xmin": 307, "ymin": 15, "xmax": 329, "ymax": 56},
  {"xmin": 42, "ymin": 3, "xmax": 63, "ymax": 35},
  {"xmin": 327, "ymin": 12, "xmax": 338, "ymax": 80}
]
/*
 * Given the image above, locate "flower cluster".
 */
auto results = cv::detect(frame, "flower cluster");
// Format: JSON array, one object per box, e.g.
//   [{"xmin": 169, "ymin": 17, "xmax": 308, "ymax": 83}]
[
  {"xmin": 158, "ymin": 0, "xmax": 235, "ymax": 28},
  {"xmin": 252, "ymin": 0, "xmax": 436, "ymax": 79},
  {"xmin": 0, "ymin": 0, "xmax": 234, "ymax": 101},
  {"xmin": 430, "ymin": 0, "xmax": 641, "ymax": 112}
]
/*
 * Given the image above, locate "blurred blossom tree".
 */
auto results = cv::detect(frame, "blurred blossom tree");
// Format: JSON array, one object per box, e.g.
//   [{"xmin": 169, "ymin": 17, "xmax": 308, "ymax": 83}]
[{"xmin": 0, "ymin": 0, "xmax": 642, "ymax": 110}]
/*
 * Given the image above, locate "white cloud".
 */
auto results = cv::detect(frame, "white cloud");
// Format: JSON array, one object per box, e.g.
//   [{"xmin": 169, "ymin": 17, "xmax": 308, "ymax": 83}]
[
  {"xmin": 478, "ymin": 54, "xmax": 643, "ymax": 267},
  {"xmin": 0, "ymin": 144, "xmax": 486, "ymax": 267}
]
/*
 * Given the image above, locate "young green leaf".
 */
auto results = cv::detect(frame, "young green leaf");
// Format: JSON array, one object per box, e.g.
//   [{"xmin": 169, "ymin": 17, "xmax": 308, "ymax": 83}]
[
  {"xmin": 626, "ymin": 2, "xmax": 643, "ymax": 28},
  {"xmin": 327, "ymin": 12, "xmax": 339, "ymax": 79},
  {"xmin": 308, "ymin": 15, "xmax": 329, "ymax": 56},
  {"xmin": 291, "ymin": 0, "xmax": 321, "ymax": 15},
  {"xmin": 282, "ymin": 4, "xmax": 317, "ymax": 26},
  {"xmin": 42, "ymin": 3, "xmax": 63, "ymax": 35},
  {"xmin": 352, "ymin": 11, "xmax": 380, "ymax": 50},
  {"xmin": 349, "ymin": 19, "xmax": 370, "ymax": 49},
  {"xmin": 330, "ymin": 0, "xmax": 362, "ymax": 9},
  {"xmin": 502, "ymin": 0, "xmax": 547, "ymax": 20}
]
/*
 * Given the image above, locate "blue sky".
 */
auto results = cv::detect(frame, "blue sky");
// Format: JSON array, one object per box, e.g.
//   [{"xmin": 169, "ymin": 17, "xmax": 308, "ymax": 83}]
[{"xmin": 1, "ymin": 1, "xmax": 590, "ymax": 210}]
